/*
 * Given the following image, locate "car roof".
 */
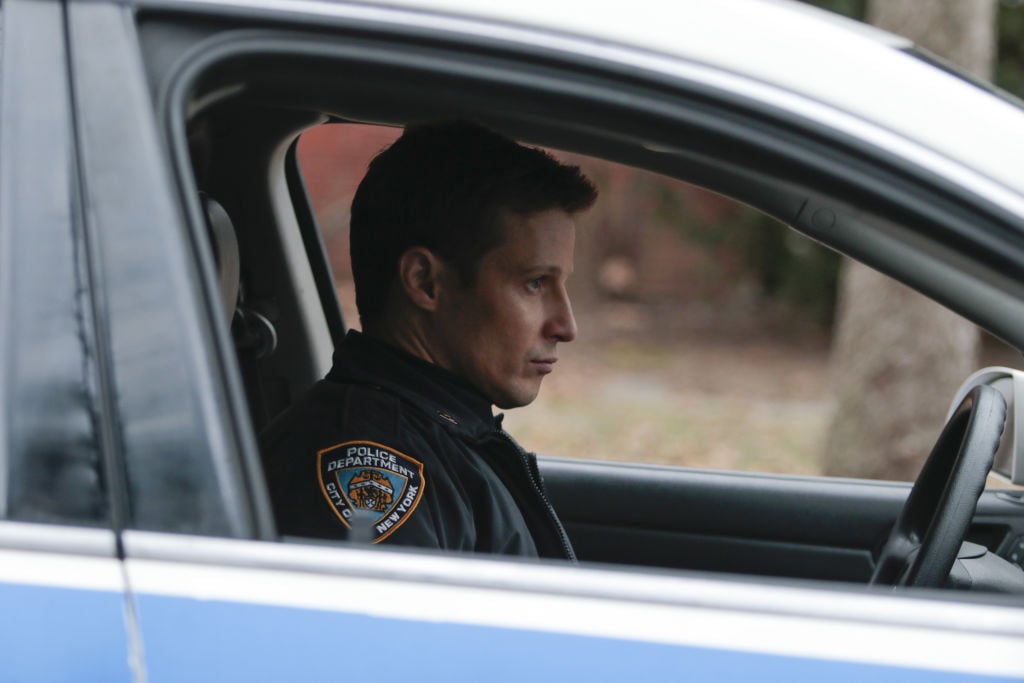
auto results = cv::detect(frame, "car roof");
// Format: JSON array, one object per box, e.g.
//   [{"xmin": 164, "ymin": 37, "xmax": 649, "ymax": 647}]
[{"xmin": 148, "ymin": 0, "xmax": 1024, "ymax": 205}]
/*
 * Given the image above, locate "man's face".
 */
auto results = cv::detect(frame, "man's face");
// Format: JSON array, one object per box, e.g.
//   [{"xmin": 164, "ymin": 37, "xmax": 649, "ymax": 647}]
[{"xmin": 432, "ymin": 209, "xmax": 578, "ymax": 409}]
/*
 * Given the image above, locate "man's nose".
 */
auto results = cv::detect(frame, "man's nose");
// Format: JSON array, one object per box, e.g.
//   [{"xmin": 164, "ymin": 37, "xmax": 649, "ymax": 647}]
[{"xmin": 547, "ymin": 288, "xmax": 577, "ymax": 343}]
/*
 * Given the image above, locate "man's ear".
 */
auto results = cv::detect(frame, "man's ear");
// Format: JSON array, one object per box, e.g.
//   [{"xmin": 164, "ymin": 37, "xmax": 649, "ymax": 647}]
[{"xmin": 397, "ymin": 246, "xmax": 447, "ymax": 311}]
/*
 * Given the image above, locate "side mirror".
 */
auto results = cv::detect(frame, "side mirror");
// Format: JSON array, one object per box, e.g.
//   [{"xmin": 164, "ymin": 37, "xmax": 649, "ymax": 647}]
[{"xmin": 948, "ymin": 367, "xmax": 1024, "ymax": 485}]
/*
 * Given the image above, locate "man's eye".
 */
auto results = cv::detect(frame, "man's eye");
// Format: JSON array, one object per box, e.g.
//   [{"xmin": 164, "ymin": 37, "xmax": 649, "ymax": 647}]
[{"xmin": 526, "ymin": 278, "xmax": 543, "ymax": 292}]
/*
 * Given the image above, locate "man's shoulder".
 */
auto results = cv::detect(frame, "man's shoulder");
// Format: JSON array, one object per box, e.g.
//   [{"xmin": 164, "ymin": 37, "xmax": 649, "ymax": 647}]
[
  {"xmin": 259, "ymin": 376, "xmax": 454, "ymax": 460},
  {"xmin": 262, "ymin": 378, "xmax": 375, "ymax": 438}
]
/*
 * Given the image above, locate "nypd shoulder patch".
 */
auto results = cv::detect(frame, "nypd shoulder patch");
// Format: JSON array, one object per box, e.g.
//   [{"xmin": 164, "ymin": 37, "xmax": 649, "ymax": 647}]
[{"xmin": 317, "ymin": 440, "xmax": 425, "ymax": 543}]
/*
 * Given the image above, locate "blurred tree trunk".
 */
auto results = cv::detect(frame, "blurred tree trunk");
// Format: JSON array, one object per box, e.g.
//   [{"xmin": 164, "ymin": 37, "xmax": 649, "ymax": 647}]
[{"xmin": 821, "ymin": 0, "xmax": 997, "ymax": 480}]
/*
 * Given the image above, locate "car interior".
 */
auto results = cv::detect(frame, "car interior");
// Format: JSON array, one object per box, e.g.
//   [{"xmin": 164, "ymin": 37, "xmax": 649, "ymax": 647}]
[{"xmin": 145, "ymin": 13, "xmax": 1024, "ymax": 596}]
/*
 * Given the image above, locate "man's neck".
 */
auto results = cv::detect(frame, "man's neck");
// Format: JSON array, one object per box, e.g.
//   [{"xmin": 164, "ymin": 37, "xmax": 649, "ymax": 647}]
[{"xmin": 362, "ymin": 318, "xmax": 439, "ymax": 369}]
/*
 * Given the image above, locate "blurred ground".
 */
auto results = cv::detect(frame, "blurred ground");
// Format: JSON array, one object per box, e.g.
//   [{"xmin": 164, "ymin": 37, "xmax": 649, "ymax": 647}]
[{"xmin": 503, "ymin": 308, "xmax": 832, "ymax": 475}]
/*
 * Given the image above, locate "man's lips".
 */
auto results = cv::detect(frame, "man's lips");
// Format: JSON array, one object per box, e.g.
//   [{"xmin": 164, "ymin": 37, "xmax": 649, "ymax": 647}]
[{"xmin": 530, "ymin": 358, "xmax": 557, "ymax": 374}]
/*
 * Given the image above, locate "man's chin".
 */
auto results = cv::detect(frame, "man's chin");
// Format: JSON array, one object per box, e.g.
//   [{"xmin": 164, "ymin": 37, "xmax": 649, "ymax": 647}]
[{"xmin": 491, "ymin": 383, "xmax": 541, "ymax": 410}]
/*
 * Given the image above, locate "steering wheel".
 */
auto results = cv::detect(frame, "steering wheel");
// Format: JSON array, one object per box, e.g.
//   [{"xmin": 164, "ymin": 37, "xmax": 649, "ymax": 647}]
[{"xmin": 869, "ymin": 385, "xmax": 1005, "ymax": 588}]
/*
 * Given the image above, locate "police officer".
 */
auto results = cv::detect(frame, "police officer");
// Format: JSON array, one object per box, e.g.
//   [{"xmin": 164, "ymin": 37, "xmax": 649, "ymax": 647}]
[{"xmin": 260, "ymin": 121, "xmax": 597, "ymax": 560}]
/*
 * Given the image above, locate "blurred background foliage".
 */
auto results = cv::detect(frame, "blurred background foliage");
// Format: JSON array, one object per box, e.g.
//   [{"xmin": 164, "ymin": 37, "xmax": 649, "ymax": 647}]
[
  {"xmin": 805, "ymin": 0, "xmax": 1024, "ymax": 98},
  {"xmin": 658, "ymin": 183, "xmax": 840, "ymax": 329},
  {"xmin": 997, "ymin": 1, "xmax": 1024, "ymax": 96},
  {"xmin": 682, "ymin": 0, "xmax": 1024, "ymax": 332}
]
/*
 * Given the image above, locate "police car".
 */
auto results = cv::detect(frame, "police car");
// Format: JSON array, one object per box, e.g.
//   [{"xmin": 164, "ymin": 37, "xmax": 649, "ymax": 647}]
[{"xmin": 2, "ymin": 0, "xmax": 1024, "ymax": 680}]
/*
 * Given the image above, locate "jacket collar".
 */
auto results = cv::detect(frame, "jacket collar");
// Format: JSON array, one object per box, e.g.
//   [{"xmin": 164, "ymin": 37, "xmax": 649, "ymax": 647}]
[{"xmin": 326, "ymin": 330, "xmax": 500, "ymax": 438}]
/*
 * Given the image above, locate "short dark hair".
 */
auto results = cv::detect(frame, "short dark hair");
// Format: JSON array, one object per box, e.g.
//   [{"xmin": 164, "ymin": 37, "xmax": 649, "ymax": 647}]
[{"xmin": 349, "ymin": 121, "xmax": 597, "ymax": 323}]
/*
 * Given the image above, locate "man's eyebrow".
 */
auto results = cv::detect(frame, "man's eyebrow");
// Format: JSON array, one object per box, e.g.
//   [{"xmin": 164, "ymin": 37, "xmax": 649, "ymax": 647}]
[{"xmin": 516, "ymin": 265, "xmax": 564, "ymax": 275}]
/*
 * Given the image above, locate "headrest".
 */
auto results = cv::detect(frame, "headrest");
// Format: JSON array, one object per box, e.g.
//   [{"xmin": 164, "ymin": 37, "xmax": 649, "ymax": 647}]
[{"xmin": 201, "ymin": 194, "xmax": 241, "ymax": 324}]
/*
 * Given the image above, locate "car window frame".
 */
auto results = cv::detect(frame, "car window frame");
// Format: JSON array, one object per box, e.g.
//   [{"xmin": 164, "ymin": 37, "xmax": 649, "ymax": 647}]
[{"xmin": 0, "ymin": 0, "xmax": 112, "ymax": 528}]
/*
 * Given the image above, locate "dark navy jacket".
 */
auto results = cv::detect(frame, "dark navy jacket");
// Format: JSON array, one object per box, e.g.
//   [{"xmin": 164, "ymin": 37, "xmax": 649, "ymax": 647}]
[{"xmin": 259, "ymin": 331, "xmax": 576, "ymax": 560}]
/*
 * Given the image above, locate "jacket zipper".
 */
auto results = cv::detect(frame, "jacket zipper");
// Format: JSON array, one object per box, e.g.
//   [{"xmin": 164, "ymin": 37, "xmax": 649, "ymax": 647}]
[{"xmin": 497, "ymin": 430, "xmax": 577, "ymax": 562}]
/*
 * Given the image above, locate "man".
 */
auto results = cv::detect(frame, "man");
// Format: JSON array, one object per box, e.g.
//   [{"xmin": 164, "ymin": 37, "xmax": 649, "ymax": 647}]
[{"xmin": 260, "ymin": 121, "xmax": 597, "ymax": 560}]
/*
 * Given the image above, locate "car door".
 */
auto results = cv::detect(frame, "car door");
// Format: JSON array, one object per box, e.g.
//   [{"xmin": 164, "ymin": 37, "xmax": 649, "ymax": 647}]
[
  {"xmin": 0, "ymin": 1, "xmax": 135, "ymax": 680},
  {"xmin": 543, "ymin": 461, "xmax": 1024, "ymax": 582}
]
